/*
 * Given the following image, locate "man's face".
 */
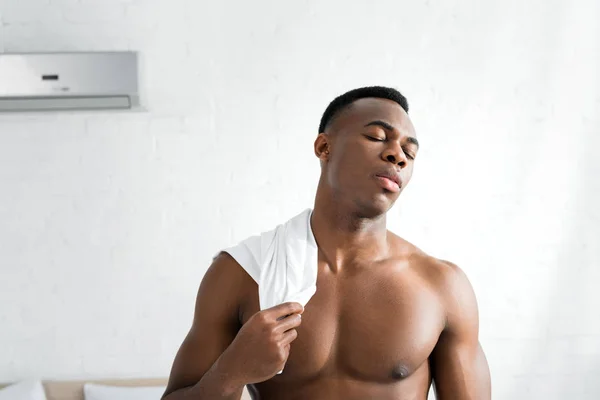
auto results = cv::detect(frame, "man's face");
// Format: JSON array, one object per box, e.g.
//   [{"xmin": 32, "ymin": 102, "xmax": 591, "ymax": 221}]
[{"xmin": 316, "ymin": 97, "xmax": 419, "ymax": 217}]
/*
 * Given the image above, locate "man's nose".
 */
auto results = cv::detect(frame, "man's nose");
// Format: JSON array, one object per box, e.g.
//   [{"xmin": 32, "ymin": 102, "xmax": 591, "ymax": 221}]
[{"xmin": 382, "ymin": 143, "xmax": 408, "ymax": 168}]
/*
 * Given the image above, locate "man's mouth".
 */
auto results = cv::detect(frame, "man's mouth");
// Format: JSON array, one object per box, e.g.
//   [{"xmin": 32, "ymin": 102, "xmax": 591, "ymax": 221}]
[{"xmin": 375, "ymin": 175, "xmax": 401, "ymax": 193}]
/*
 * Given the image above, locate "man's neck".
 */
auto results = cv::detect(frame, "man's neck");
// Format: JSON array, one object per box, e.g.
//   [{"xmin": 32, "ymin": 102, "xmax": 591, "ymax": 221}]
[{"xmin": 310, "ymin": 191, "xmax": 390, "ymax": 271}]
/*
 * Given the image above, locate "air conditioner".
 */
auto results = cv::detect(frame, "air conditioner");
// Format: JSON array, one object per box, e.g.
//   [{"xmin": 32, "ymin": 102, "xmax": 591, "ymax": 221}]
[{"xmin": 0, "ymin": 51, "xmax": 140, "ymax": 112}]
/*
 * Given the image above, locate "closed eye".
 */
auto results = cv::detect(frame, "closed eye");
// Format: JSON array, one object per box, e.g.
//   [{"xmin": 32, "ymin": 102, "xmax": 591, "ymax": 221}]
[
  {"xmin": 366, "ymin": 135, "xmax": 385, "ymax": 142},
  {"xmin": 404, "ymin": 150, "xmax": 416, "ymax": 160}
]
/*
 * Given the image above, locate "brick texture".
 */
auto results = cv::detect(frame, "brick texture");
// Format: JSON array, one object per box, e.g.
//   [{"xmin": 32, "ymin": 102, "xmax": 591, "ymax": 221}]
[{"xmin": 0, "ymin": 0, "xmax": 599, "ymax": 398}]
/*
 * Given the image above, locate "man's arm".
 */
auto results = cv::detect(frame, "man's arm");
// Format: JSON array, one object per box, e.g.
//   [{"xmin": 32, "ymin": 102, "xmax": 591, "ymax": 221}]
[
  {"xmin": 161, "ymin": 252, "xmax": 248, "ymax": 400},
  {"xmin": 430, "ymin": 261, "xmax": 491, "ymax": 400}
]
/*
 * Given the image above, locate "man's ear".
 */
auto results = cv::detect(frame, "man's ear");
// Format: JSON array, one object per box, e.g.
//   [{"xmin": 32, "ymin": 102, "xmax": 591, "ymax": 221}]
[{"xmin": 314, "ymin": 133, "xmax": 330, "ymax": 161}]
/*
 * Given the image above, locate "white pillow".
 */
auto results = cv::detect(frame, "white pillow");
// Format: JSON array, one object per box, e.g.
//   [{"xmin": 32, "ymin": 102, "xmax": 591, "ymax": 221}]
[
  {"xmin": 84, "ymin": 383, "xmax": 166, "ymax": 400},
  {"xmin": 0, "ymin": 380, "xmax": 47, "ymax": 400}
]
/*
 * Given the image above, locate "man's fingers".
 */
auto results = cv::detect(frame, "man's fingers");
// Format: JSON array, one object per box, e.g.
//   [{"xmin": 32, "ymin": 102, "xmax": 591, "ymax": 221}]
[
  {"xmin": 267, "ymin": 302, "xmax": 304, "ymax": 321},
  {"xmin": 281, "ymin": 328, "xmax": 298, "ymax": 345},
  {"xmin": 275, "ymin": 313, "xmax": 302, "ymax": 333}
]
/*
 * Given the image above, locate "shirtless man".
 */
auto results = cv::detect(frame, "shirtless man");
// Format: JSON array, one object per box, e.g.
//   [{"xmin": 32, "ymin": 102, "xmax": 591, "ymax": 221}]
[{"xmin": 162, "ymin": 86, "xmax": 491, "ymax": 399}]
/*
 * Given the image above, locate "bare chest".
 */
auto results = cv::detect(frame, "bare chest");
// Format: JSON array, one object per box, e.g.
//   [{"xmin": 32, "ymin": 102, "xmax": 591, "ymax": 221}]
[{"xmin": 240, "ymin": 263, "xmax": 445, "ymax": 384}]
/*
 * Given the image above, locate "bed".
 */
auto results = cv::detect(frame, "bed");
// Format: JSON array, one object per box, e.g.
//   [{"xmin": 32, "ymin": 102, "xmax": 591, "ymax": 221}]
[{"xmin": 0, "ymin": 378, "xmax": 252, "ymax": 400}]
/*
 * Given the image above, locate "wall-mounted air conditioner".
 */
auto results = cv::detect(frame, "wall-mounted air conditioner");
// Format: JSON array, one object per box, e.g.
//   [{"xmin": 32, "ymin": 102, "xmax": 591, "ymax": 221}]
[{"xmin": 0, "ymin": 51, "xmax": 140, "ymax": 112}]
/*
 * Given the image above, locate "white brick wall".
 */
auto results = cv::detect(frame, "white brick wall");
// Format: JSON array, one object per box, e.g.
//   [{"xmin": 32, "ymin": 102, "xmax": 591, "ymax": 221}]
[{"xmin": 0, "ymin": 1, "xmax": 599, "ymax": 398}]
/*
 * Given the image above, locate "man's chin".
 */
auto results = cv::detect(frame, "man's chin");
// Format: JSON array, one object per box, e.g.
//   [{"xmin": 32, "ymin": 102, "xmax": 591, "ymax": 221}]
[
  {"xmin": 377, "ymin": 189, "xmax": 400, "ymax": 205},
  {"xmin": 356, "ymin": 196, "xmax": 397, "ymax": 219}
]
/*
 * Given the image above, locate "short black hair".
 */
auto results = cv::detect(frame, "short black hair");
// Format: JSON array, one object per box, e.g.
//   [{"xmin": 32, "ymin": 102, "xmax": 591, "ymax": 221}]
[{"xmin": 318, "ymin": 86, "xmax": 409, "ymax": 133}]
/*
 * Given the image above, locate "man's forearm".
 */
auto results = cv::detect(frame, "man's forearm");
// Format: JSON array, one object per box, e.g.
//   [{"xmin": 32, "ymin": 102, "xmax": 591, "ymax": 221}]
[{"xmin": 162, "ymin": 356, "xmax": 246, "ymax": 400}]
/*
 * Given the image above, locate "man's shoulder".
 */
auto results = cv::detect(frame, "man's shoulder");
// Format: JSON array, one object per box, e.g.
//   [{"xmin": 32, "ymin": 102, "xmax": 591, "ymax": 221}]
[
  {"xmin": 387, "ymin": 233, "xmax": 473, "ymax": 299},
  {"xmin": 417, "ymin": 256, "xmax": 477, "ymax": 314},
  {"xmin": 209, "ymin": 251, "xmax": 252, "ymax": 281},
  {"xmin": 216, "ymin": 208, "xmax": 314, "ymax": 284}
]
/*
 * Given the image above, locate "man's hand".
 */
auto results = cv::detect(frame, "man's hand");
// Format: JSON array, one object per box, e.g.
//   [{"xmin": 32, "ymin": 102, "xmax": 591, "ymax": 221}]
[
  {"xmin": 220, "ymin": 302, "xmax": 304, "ymax": 386},
  {"xmin": 163, "ymin": 254, "xmax": 304, "ymax": 400}
]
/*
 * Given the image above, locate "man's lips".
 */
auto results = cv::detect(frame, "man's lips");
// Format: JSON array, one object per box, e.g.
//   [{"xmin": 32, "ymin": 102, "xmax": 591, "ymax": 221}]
[
  {"xmin": 375, "ymin": 174, "xmax": 401, "ymax": 193},
  {"xmin": 376, "ymin": 169, "xmax": 402, "ymax": 186}
]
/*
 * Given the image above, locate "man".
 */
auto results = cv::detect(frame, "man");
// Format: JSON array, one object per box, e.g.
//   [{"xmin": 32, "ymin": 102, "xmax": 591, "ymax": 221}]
[{"xmin": 162, "ymin": 86, "xmax": 491, "ymax": 399}]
